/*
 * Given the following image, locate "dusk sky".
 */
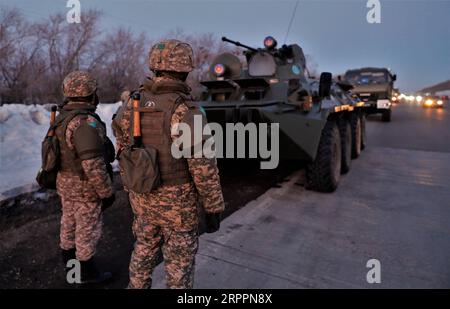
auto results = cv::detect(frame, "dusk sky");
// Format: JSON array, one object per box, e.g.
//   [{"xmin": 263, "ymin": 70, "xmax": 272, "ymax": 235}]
[{"xmin": 3, "ymin": 0, "xmax": 449, "ymax": 92}]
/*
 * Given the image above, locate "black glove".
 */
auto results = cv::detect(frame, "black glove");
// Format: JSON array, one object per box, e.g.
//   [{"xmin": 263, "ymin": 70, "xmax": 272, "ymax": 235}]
[
  {"xmin": 101, "ymin": 194, "xmax": 115, "ymax": 212},
  {"xmin": 205, "ymin": 213, "xmax": 221, "ymax": 233}
]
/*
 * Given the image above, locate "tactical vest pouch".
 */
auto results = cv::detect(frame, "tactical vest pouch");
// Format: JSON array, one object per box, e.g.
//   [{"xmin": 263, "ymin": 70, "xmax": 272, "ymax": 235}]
[
  {"xmin": 36, "ymin": 133, "xmax": 60, "ymax": 189},
  {"xmin": 118, "ymin": 145, "xmax": 161, "ymax": 193}
]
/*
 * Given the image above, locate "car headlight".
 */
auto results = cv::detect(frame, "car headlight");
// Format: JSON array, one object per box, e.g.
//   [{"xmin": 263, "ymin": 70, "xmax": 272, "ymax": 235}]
[
  {"xmin": 425, "ymin": 99, "xmax": 433, "ymax": 106},
  {"xmin": 437, "ymin": 100, "xmax": 443, "ymax": 105},
  {"xmin": 416, "ymin": 96, "xmax": 422, "ymax": 102}
]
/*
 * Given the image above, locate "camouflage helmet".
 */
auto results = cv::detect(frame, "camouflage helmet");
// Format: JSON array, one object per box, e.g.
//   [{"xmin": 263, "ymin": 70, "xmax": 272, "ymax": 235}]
[
  {"xmin": 62, "ymin": 71, "xmax": 97, "ymax": 97},
  {"xmin": 149, "ymin": 40, "xmax": 194, "ymax": 73}
]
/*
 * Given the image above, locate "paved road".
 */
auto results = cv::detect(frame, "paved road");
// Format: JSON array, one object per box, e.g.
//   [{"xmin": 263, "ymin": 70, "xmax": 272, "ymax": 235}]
[
  {"xmin": 151, "ymin": 103, "xmax": 450, "ymax": 288},
  {"xmin": 367, "ymin": 103, "xmax": 450, "ymax": 153}
]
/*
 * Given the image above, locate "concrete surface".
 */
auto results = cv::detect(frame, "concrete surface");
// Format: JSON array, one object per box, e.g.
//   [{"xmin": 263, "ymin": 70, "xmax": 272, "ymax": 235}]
[{"xmin": 152, "ymin": 104, "xmax": 450, "ymax": 288}]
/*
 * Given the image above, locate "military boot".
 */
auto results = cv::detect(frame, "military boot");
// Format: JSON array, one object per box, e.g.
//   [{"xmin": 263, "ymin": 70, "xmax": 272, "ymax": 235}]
[
  {"xmin": 79, "ymin": 258, "xmax": 113, "ymax": 285},
  {"xmin": 61, "ymin": 248, "xmax": 76, "ymax": 273}
]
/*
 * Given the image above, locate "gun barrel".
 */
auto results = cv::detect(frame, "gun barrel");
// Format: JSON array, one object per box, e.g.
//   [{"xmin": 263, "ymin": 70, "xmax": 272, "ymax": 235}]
[{"xmin": 221, "ymin": 37, "xmax": 258, "ymax": 52}]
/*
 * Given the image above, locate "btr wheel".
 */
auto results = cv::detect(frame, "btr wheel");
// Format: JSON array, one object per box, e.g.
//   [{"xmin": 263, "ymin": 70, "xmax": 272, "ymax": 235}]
[
  {"xmin": 360, "ymin": 113, "xmax": 367, "ymax": 150},
  {"xmin": 305, "ymin": 121, "xmax": 341, "ymax": 192},
  {"xmin": 339, "ymin": 119, "xmax": 352, "ymax": 174},
  {"xmin": 351, "ymin": 114, "xmax": 362, "ymax": 159},
  {"xmin": 381, "ymin": 109, "xmax": 391, "ymax": 122}
]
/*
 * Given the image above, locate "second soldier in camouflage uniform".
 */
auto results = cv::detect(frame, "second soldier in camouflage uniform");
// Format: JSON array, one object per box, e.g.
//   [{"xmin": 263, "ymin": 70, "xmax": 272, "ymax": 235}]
[
  {"xmin": 112, "ymin": 40, "xmax": 225, "ymax": 289},
  {"xmin": 57, "ymin": 71, "xmax": 116, "ymax": 284}
]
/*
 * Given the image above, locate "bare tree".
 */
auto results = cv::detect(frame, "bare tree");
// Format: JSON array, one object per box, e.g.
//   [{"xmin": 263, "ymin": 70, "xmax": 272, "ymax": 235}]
[
  {"xmin": 305, "ymin": 54, "xmax": 319, "ymax": 78},
  {"xmin": 0, "ymin": 7, "xmax": 45, "ymax": 103},
  {"xmin": 0, "ymin": 8, "xmax": 253, "ymax": 104},
  {"xmin": 90, "ymin": 28, "xmax": 146, "ymax": 102},
  {"xmin": 37, "ymin": 10, "xmax": 101, "ymax": 102}
]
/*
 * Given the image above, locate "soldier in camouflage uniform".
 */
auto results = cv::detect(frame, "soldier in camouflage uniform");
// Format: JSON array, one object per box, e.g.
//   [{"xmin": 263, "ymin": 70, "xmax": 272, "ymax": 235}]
[
  {"xmin": 112, "ymin": 40, "xmax": 225, "ymax": 289},
  {"xmin": 57, "ymin": 71, "xmax": 116, "ymax": 284}
]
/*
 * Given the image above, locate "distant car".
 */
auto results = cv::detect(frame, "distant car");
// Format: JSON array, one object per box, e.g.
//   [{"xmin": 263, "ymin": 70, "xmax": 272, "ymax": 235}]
[{"xmin": 422, "ymin": 96, "xmax": 444, "ymax": 108}]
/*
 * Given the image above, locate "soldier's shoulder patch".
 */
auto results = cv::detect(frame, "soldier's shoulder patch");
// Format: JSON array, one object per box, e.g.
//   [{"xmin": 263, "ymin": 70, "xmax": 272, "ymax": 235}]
[
  {"xmin": 88, "ymin": 121, "xmax": 97, "ymax": 128},
  {"xmin": 158, "ymin": 43, "xmax": 165, "ymax": 50},
  {"xmin": 86, "ymin": 116, "xmax": 98, "ymax": 128}
]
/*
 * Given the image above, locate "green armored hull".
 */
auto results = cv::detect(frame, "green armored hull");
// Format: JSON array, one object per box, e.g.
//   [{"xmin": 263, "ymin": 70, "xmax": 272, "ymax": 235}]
[{"xmin": 195, "ymin": 36, "xmax": 368, "ymax": 192}]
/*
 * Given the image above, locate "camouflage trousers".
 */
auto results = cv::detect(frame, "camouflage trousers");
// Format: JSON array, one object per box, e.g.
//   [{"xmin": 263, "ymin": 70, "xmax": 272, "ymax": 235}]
[
  {"xmin": 128, "ymin": 215, "xmax": 199, "ymax": 289},
  {"xmin": 59, "ymin": 197, "xmax": 103, "ymax": 261}
]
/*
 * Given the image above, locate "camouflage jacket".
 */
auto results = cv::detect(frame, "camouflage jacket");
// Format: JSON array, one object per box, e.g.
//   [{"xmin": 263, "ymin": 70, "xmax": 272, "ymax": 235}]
[
  {"xmin": 112, "ymin": 77, "xmax": 225, "ymax": 230},
  {"xmin": 56, "ymin": 102, "xmax": 114, "ymax": 201}
]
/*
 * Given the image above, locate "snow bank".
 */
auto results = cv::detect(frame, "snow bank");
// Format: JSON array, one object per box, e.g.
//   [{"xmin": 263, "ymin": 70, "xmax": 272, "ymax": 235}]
[{"xmin": 0, "ymin": 103, "xmax": 122, "ymax": 199}]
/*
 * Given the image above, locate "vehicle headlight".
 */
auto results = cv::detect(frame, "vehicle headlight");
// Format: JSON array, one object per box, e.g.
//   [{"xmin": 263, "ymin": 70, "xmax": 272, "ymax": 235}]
[
  {"xmin": 425, "ymin": 99, "xmax": 433, "ymax": 106},
  {"xmin": 416, "ymin": 95, "xmax": 422, "ymax": 102},
  {"xmin": 263, "ymin": 36, "xmax": 277, "ymax": 49},
  {"xmin": 437, "ymin": 100, "xmax": 443, "ymax": 105},
  {"xmin": 213, "ymin": 64, "xmax": 225, "ymax": 77}
]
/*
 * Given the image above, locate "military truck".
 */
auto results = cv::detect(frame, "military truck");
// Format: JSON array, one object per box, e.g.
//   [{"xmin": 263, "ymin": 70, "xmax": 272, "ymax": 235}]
[
  {"xmin": 344, "ymin": 67, "xmax": 397, "ymax": 122},
  {"xmin": 195, "ymin": 36, "xmax": 367, "ymax": 192}
]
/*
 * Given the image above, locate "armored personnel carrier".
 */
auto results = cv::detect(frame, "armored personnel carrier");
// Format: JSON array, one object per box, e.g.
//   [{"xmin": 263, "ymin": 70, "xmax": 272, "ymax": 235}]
[{"xmin": 196, "ymin": 36, "xmax": 367, "ymax": 192}]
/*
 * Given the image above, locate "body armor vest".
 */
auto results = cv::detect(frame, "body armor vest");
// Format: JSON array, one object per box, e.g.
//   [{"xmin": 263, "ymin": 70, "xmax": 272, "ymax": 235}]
[
  {"xmin": 134, "ymin": 87, "xmax": 191, "ymax": 186},
  {"xmin": 55, "ymin": 108, "xmax": 106, "ymax": 177}
]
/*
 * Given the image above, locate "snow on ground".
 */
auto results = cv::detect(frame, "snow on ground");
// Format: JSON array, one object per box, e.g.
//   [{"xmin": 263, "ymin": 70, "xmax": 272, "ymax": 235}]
[{"xmin": 0, "ymin": 102, "xmax": 122, "ymax": 199}]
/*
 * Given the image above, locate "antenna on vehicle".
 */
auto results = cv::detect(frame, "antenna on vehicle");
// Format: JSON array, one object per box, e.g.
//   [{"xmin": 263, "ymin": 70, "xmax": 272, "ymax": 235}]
[{"xmin": 283, "ymin": 0, "xmax": 300, "ymax": 44}]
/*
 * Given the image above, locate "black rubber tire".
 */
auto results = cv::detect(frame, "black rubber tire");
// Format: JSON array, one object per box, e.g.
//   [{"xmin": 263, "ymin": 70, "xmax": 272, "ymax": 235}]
[
  {"xmin": 360, "ymin": 113, "xmax": 367, "ymax": 150},
  {"xmin": 381, "ymin": 109, "xmax": 391, "ymax": 122},
  {"xmin": 305, "ymin": 121, "xmax": 341, "ymax": 192},
  {"xmin": 350, "ymin": 114, "xmax": 362, "ymax": 159},
  {"xmin": 339, "ymin": 120, "xmax": 352, "ymax": 174}
]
